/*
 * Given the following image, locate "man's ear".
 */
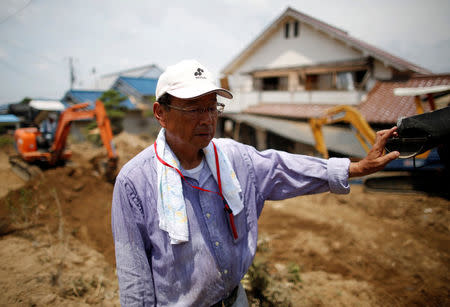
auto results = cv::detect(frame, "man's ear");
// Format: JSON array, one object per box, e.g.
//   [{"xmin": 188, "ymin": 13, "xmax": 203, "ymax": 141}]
[{"xmin": 153, "ymin": 102, "xmax": 167, "ymax": 128}]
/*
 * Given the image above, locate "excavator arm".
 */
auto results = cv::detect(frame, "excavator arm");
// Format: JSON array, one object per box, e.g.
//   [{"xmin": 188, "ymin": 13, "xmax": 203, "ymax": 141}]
[
  {"xmin": 51, "ymin": 100, "xmax": 118, "ymax": 180},
  {"xmin": 309, "ymin": 105, "xmax": 376, "ymax": 159},
  {"xmin": 309, "ymin": 104, "xmax": 432, "ymax": 161},
  {"xmin": 92, "ymin": 100, "xmax": 118, "ymax": 181},
  {"xmin": 50, "ymin": 102, "xmax": 92, "ymax": 164}
]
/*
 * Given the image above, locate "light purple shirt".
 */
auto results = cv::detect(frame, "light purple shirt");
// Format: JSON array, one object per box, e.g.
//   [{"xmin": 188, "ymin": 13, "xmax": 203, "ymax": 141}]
[{"xmin": 112, "ymin": 138, "xmax": 350, "ymax": 306}]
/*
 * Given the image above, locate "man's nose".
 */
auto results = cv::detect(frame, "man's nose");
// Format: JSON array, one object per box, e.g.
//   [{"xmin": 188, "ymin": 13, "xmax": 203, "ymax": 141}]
[{"xmin": 198, "ymin": 109, "xmax": 214, "ymax": 124}]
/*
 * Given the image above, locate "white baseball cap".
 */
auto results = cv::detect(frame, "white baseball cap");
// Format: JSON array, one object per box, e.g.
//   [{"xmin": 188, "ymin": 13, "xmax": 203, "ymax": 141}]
[{"xmin": 155, "ymin": 59, "xmax": 233, "ymax": 101}]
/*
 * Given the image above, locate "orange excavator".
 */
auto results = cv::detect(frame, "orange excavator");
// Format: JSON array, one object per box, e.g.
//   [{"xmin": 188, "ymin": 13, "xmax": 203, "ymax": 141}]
[{"xmin": 10, "ymin": 100, "xmax": 118, "ymax": 181}]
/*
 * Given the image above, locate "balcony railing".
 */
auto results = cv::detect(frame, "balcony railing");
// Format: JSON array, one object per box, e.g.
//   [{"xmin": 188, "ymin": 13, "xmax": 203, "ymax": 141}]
[{"xmin": 223, "ymin": 90, "xmax": 366, "ymax": 113}]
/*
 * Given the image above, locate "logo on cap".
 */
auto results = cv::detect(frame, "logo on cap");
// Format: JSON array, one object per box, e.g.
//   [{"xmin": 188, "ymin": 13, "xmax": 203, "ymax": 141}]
[{"xmin": 194, "ymin": 68, "xmax": 206, "ymax": 79}]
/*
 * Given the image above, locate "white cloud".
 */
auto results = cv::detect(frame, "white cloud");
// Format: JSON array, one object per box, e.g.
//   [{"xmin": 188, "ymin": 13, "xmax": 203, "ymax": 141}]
[
  {"xmin": 0, "ymin": 47, "xmax": 7, "ymax": 59},
  {"xmin": 34, "ymin": 61, "xmax": 49, "ymax": 71}
]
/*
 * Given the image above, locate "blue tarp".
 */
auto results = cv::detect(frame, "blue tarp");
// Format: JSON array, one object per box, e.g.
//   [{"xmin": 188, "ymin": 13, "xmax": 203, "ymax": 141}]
[{"xmin": 0, "ymin": 114, "xmax": 20, "ymax": 123}]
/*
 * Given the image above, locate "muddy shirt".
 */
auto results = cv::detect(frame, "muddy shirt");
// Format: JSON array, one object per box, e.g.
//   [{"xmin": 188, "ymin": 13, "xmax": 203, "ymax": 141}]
[{"xmin": 112, "ymin": 138, "xmax": 350, "ymax": 307}]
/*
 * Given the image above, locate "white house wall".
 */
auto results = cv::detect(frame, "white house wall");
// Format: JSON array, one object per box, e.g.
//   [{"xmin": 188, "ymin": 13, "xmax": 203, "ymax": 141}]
[
  {"xmin": 236, "ymin": 22, "xmax": 363, "ymax": 75},
  {"xmin": 228, "ymin": 74, "xmax": 253, "ymax": 92},
  {"xmin": 373, "ymin": 60, "xmax": 393, "ymax": 80}
]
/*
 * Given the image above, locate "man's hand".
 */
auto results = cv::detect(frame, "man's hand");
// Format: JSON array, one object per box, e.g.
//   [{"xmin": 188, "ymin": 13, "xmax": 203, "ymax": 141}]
[{"xmin": 349, "ymin": 126, "xmax": 400, "ymax": 177}]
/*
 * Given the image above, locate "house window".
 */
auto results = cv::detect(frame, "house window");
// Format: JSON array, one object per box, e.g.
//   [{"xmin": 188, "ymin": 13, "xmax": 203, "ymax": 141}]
[
  {"xmin": 294, "ymin": 21, "xmax": 299, "ymax": 37},
  {"xmin": 354, "ymin": 70, "xmax": 367, "ymax": 89},
  {"xmin": 318, "ymin": 74, "xmax": 334, "ymax": 90},
  {"xmin": 336, "ymin": 70, "xmax": 369, "ymax": 90},
  {"xmin": 305, "ymin": 75, "xmax": 317, "ymax": 90},
  {"xmin": 284, "ymin": 22, "xmax": 289, "ymax": 39},
  {"xmin": 336, "ymin": 72, "xmax": 355, "ymax": 90},
  {"xmin": 263, "ymin": 77, "xmax": 279, "ymax": 90},
  {"xmin": 306, "ymin": 74, "xmax": 335, "ymax": 90},
  {"xmin": 259, "ymin": 77, "xmax": 288, "ymax": 91}
]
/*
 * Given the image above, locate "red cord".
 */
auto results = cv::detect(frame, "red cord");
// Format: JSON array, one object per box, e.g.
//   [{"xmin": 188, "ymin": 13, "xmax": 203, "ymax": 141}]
[{"xmin": 154, "ymin": 141, "xmax": 238, "ymax": 240}]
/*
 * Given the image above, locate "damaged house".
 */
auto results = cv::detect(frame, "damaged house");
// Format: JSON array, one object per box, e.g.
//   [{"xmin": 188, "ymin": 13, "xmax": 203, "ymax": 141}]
[{"xmin": 218, "ymin": 7, "xmax": 439, "ymax": 158}]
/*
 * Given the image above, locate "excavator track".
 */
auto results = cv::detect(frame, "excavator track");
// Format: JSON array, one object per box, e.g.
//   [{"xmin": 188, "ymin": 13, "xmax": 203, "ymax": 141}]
[
  {"xmin": 9, "ymin": 155, "xmax": 43, "ymax": 181},
  {"xmin": 364, "ymin": 171, "xmax": 449, "ymax": 196}
]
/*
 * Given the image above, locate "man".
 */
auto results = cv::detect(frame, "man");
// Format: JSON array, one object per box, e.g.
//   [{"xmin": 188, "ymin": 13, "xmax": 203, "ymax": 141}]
[
  {"xmin": 112, "ymin": 59, "xmax": 399, "ymax": 307},
  {"xmin": 40, "ymin": 112, "xmax": 58, "ymax": 148}
]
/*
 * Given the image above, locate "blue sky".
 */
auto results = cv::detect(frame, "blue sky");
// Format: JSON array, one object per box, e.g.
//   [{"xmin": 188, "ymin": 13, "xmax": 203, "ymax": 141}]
[{"xmin": 0, "ymin": 0, "xmax": 449, "ymax": 104}]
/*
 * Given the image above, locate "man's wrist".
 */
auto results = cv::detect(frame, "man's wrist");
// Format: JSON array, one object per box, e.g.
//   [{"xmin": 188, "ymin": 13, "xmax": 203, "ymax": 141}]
[{"xmin": 349, "ymin": 161, "xmax": 363, "ymax": 178}]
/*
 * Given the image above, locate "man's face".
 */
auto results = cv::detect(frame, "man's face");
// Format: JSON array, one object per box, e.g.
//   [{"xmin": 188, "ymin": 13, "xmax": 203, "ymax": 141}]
[{"xmin": 160, "ymin": 92, "xmax": 219, "ymax": 151}]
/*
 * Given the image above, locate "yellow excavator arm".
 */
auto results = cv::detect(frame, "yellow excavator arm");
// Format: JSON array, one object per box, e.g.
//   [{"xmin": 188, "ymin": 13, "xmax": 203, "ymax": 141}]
[
  {"xmin": 309, "ymin": 105, "xmax": 376, "ymax": 159},
  {"xmin": 309, "ymin": 105, "xmax": 432, "ymax": 160}
]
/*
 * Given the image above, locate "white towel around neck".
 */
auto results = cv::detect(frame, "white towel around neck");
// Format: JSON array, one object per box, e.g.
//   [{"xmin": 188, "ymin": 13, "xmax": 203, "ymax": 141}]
[{"xmin": 155, "ymin": 128, "xmax": 243, "ymax": 244}]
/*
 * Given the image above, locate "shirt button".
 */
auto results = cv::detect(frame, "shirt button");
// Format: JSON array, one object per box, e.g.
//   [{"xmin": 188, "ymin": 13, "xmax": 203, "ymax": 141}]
[
  {"xmin": 215, "ymin": 241, "xmax": 220, "ymax": 247},
  {"xmin": 206, "ymin": 213, "xmax": 211, "ymax": 218}
]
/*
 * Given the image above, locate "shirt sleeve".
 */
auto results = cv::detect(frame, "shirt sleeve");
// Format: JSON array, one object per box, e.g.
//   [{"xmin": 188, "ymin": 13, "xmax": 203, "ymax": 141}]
[
  {"xmin": 111, "ymin": 176, "xmax": 155, "ymax": 306},
  {"xmin": 243, "ymin": 145, "xmax": 350, "ymax": 201}
]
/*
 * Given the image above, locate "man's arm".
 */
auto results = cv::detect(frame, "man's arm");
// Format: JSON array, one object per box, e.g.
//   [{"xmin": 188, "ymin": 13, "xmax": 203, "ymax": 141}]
[
  {"xmin": 349, "ymin": 126, "xmax": 400, "ymax": 177},
  {"xmin": 230, "ymin": 140, "xmax": 350, "ymax": 202},
  {"xmin": 112, "ymin": 177, "xmax": 156, "ymax": 306}
]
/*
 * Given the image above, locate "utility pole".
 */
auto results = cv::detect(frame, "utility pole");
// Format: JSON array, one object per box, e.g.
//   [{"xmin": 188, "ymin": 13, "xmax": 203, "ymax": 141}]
[
  {"xmin": 69, "ymin": 57, "xmax": 75, "ymax": 89},
  {"xmin": 92, "ymin": 67, "xmax": 98, "ymax": 89}
]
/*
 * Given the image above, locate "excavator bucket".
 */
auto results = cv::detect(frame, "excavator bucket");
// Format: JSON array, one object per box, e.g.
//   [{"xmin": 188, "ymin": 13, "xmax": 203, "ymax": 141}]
[
  {"xmin": 89, "ymin": 155, "xmax": 118, "ymax": 183},
  {"xmin": 104, "ymin": 157, "xmax": 118, "ymax": 182}
]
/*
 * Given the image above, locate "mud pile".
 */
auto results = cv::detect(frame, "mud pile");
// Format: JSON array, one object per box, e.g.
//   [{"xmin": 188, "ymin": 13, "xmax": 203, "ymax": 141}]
[
  {"xmin": 0, "ymin": 132, "xmax": 151, "ymax": 306},
  {"xmin": 0, "ymin": 132, "xmax": 449, "ymax": 306}
]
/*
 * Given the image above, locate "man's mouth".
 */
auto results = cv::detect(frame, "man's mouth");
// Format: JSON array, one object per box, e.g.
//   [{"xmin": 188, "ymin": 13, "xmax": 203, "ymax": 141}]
[
  {"xmin": 194, "ymin": 130, "xmax": 213, "ymax": 139},
  {"xmin": 195, "ymin": 132, "xmax": 210, "ymax": 136}
]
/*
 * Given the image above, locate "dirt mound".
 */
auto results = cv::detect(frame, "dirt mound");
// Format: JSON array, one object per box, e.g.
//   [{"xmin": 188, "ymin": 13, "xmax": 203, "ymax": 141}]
[
  {"xmin": 0, "ymin": 227, "xmax": 119, "ymax": 306},
  {"xmin": 0, "ymin": 133, "xmax": 150, "ymax": 306},
  {"xmin": 0, "ymin": 144, "xmax": 26, "ymax": 199},
  {"xmin": 0, "ymin": 132, "xmax": 449, "ymax": 306},
  {"xmin": 257, "ymin": 187, "xmax": 450, "ymax": 306}
]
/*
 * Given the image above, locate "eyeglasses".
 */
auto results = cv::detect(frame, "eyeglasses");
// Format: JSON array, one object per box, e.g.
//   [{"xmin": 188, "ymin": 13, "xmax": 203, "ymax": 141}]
[{"xmin": 167, "ymin": 103, "xmax": 225, "ymax": 117}]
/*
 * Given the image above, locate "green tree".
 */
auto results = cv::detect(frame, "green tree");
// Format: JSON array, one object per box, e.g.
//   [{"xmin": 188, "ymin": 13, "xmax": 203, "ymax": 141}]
[
  {"xmin": 20, "ymin": 97, "xmax": 32, "ymax": 104},
  {"xmin": 100, "ymin": 89, "xmax": 127, "ymax": 120}
]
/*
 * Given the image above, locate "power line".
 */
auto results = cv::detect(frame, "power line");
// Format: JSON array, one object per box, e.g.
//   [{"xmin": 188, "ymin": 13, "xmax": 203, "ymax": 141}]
[
  {"xmin": 0, "ymin": 58, "xmax": 35, "ymax": 80},
  {"xmin": 0, "ymin": 57, "xmax": 68, "ymax": 102},
  {"xmin": 0, "ymin": 38, "xmax": 63, "ymax": 67},
  {"xmin": 0, "ymin": 0, "xmax": 33, "ymax": 25},
  {"xmin": 0, "ymin": 57, "xmax": 67, "ymax": 87}
]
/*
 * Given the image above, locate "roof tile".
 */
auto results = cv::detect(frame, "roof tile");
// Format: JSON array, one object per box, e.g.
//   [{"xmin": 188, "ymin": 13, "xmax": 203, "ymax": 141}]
[
  {"xmin": 243, "ymin": 75, "xmax": 450, "ymax": 124},
  {"xmin": 359, "ymin": 75, "xmax": 450, "ymax": 123}
]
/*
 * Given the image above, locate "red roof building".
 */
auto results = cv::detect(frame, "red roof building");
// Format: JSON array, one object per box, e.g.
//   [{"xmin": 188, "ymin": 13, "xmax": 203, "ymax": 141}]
[
  {"xmin": 243, "ymin": 75, "xmax": 450, "ymax": 125},
  {"xmin": 359, "ymin": 75, "xmax": 450, "ymax": 124}
]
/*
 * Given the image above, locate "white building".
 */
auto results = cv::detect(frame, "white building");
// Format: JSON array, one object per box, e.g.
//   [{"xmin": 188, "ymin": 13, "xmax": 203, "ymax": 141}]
[{"xmin": 220, "ymin": 7, "xmax": 430, "ymax": 114}]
